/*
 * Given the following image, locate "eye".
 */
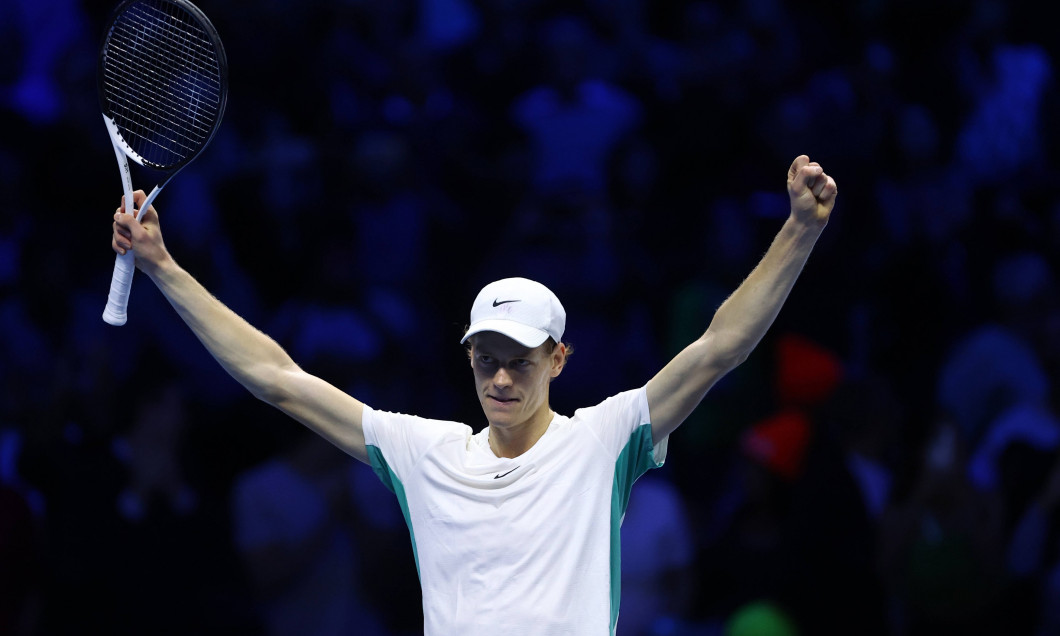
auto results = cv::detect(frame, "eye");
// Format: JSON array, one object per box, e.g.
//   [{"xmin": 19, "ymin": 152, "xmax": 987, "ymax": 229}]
[
  {"xmin": 513, "ymin": 359, "xmax": 531, "ymax": 368},
  {"xmin": 477, "ymin": 355, "xmax": 495, "ymax": 365}
]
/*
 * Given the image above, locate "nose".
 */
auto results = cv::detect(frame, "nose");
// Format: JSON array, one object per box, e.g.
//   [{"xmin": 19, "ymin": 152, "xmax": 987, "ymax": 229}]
[{"xmin": 492, "ymin": 366, "xmax": 513, "ymax": 388}]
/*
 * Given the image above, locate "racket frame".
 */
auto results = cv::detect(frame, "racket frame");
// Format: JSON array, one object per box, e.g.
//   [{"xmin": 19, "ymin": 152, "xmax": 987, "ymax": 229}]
[{"xmin": 98, "ymin": 0, "xmax": 228, "ymax": 326}]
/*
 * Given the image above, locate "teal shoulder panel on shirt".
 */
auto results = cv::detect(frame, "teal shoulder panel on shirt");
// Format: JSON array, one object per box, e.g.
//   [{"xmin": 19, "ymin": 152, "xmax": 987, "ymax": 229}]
[
  {"xmin": 367, "ymin": 444, "xmax": 422, "ymax": 579},
  {"xmin": 609, "ymin": 422, "xmax": 665, "ymax": 634}
]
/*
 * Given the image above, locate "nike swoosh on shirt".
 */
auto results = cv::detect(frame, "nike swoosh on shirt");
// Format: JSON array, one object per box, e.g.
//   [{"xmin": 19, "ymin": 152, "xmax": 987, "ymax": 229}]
[{"xmin": 494, "ymin": 467, "xmax": 519, "ymax": 479}]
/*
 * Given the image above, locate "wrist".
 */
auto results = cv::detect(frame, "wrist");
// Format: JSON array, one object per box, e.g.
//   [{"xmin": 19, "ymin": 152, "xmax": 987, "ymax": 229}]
[
  {"xmin": 782, "ymin": 213, "xmax": 828, "ymax": 246},
  {"xmin": 787, "ymin": 210, "xmax": 829, "ymax": 232},
  {"xmin": 143, "ymin": 251, "xmax": 178, "ymax": 281}
]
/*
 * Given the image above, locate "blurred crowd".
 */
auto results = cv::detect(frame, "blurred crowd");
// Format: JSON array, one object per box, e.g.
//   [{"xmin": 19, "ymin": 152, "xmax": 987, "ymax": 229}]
[{"xmin": 3, "ymin": 0, "xmax": 1060, "ymax": 634}]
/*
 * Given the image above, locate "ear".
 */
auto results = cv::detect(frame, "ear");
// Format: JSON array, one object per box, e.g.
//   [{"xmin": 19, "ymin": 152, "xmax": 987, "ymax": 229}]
[{"xmin": 550, "ymin": 343, "xmax": 567, "ymax": 378}]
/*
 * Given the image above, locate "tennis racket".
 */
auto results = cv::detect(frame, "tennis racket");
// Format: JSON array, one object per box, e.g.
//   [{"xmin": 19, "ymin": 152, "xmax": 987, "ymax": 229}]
[{"xmin": 98, "ymin": 0, "xmax": 228, "ymax": 325}]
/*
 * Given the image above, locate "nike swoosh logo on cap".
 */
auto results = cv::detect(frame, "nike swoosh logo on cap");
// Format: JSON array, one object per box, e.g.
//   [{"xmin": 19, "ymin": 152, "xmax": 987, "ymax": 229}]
[{"xmin": 492, "ymin": 299, "xmax": 520, "ymax": 307}]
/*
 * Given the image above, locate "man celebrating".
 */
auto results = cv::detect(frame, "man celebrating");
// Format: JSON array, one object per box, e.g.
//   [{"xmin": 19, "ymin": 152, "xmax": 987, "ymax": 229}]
[{"xmin": 110, "ymin": 155, "xmax": 837, "ymax": 635}]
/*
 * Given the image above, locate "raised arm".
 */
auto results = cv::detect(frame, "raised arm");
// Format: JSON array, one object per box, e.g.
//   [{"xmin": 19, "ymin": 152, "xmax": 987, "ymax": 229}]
[
  {"xmin": 646, "ymin": 155, "xmax": 837, "ymax": 444},
  {"xmin": 112, "ymin": 190, "xmax": 370, "ymax": 463}
]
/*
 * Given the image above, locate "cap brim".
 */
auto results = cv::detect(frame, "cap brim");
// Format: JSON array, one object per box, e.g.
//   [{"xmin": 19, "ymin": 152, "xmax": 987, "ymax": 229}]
[{"xmin": 460, "ymin": 319, "xmax": 551, "ymax": 348}]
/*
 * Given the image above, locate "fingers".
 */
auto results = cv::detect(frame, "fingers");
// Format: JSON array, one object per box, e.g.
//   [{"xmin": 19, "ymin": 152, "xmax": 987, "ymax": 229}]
[
  {"xmin": 788, "ymin": 155, "xmax": 836, "ymax": 198},
  {"xmin": 132, "ymin": 190, "xmax": 152, "ymax": 222},
  {"xmin": 789, "ymin": 165, "xmax": 824, "ymax": 199},
  {"xmin": 804, "ymin": 171, "xmax": 837, "ymax": 206},
  {"xmin": 786, "ymin": 156, "xmax": 838, "ymax": 224},
  {"xmin": 815, "ymin": 175, "xmax": 838, "ymax": 202},
  {"xmin": 113, "ymin": 214, "xmax": 133, "ymax": 238},
  {"xmin": 788, "ymin": 156, "xmax": 825, "ymax": 187},
  {"xmin": 112, "ymin": 235, "xmax": 129, "ymax": 256},
  {"xmin": 112, "ymin": 226, "xmax": 131, "ymax": 255},
  {"xmin": 114, "ymin": 209, "xmax": 137, "ymax": 232},
  {"xmin": 118, "ymin": 190, "xmax": 156, "ymax": 222},
  {"xmin": 120, "ymin": 190, "xmax": 148, "ymax": 208},
  {"xmin": 810, "ymin": 172, "xmax": 828, "ymax": 198},
  {"xmin": 113, "ymin": 212, "xmax": 134, "ymax": 255},
  {"xmin": 787, "ymin": 155, "xmax": 810, "ymax": 183},
  {"xmin": 113, "ymin": 197, "xmax": 142, "ymax": 256},
  {"xmin": 111, "ymin": 188, "xmax": 163, "ymax": 257},
  {"xmin": 137, "ymin": 205, "xmax": 159, "ymax": 226}
]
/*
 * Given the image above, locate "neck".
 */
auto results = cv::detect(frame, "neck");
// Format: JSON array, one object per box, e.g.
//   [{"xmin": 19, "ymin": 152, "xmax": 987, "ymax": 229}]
[{"xmin": 488, "ymin": 405, "xmax": 554, "ymax": 458}]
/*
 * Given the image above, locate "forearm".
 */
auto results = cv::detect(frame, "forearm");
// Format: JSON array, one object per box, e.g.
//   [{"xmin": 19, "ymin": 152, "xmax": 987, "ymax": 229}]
[
  {"xmin": 113, "ymin": 198, "xmax": 369, "ymax": 461},
  {"xmin": 647, "ymin": 215, "xmax": 826, "ymax": 440},
  {"xmin": 147, "ymin": 258, "xmax": 294, "ymax": 402},
  {"xmin": 704, "ymin": 214, "xmax": 825, "ymax": 362},
  {"xmin": 647, "ymin": 156, "xmax": 835, "ymax": 441}
]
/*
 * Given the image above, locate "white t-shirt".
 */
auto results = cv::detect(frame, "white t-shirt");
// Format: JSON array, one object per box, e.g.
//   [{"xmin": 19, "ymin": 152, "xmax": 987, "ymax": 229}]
[{"xmin": 362, "ymin": 386, "xmax": 667, "ymax": 635}]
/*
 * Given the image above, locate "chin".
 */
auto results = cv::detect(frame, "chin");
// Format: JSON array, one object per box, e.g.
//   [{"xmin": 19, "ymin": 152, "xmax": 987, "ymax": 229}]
[
  {"xmin": 483, "ymin": 407, "xmax": 523, "ymax": 428},
  {"xmin": 484, "ymin": 409, "xmax": 515, "ymax": 425}
]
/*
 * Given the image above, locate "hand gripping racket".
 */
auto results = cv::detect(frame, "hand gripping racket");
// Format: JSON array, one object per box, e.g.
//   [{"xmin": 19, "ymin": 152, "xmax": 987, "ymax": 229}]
[{"xmin": 98, "ymin": 0, "xmax": 228, "ymax": 325}]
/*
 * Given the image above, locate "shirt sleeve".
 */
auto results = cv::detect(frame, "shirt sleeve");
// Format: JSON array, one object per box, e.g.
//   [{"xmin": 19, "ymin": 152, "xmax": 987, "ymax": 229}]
[
  {"xmin": 575, "ymin": 386, "xmax": 668, "ymax": 522},
  {"xmin": 576, "ymin": 385, "xmax": 668, "ymax": 470},
  {"xmin": 361, "ymin": 405, "xmax": 469, "ymax": 493}
]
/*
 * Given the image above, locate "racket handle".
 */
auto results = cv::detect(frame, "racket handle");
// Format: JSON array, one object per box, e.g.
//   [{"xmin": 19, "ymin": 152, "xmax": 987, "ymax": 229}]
[{"xmin": 102, "ymin": 251, "xmax": 136, "ymax": 326}]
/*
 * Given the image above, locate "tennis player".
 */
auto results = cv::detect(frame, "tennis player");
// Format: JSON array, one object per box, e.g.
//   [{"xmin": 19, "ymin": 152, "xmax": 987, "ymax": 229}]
[{"xmin": 110, "ymin": 155, "xmax": 837, "ymax": 635}]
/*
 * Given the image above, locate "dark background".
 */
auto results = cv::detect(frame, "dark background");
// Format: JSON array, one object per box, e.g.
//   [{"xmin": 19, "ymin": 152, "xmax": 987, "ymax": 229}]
[{"xmin": 3, "ymin": 0, "xmax": 1060, "ymax": 634}]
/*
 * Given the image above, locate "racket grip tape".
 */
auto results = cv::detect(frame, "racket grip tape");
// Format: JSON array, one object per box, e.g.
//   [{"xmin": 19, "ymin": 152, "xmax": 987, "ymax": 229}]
[{"xmin": 102, "ymin": 250, "xmax": 136, "ymax": 326}]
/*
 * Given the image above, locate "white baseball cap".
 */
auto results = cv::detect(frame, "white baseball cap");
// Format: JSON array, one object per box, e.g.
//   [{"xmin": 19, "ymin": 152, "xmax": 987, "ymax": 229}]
[{"xmin": 461, "ymin": 277, "xmax": 565, "ymax": 348}]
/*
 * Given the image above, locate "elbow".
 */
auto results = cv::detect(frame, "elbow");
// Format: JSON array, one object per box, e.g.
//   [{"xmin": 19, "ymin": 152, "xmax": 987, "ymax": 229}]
[
  {"xmin": 250, "ymin": 384, "xmax": 280, "ymax": 405},
  {"xmin": 243, "ymin": 362, "xmax": 296, "ymax": 406},
  {"xmin": 727, "ymin": 347, "xmax": 753, "ymax": 369},
  {"xmin": 701, "ymin": 330, "xmax": 755, "ymax": 373},
  {"xmin": 716, "ymin": 347, "xmax": 751, "ymax": 375}
]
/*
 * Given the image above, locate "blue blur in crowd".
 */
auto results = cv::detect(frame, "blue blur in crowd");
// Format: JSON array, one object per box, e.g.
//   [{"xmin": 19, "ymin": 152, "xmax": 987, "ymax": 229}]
[{"xmin": 3, "ymin": 0, "xmax": 1060, "ymax": 635}]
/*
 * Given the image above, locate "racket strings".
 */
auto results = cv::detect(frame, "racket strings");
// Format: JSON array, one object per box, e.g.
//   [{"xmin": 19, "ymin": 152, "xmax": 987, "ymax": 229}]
[
  {"xmin": 101, "ymin": 0, "xmax": 224, "ymax": 169},
  {"xmin": 106, "ymin": 25, "xmax": 218, "ymax": 132},
  {"xmin": 109, "ymin": 4, "xmax": 221, "ymax": 143},
  {"xmin": 105, "ymin": 7, "xmax": 220, "ymax": 160}
]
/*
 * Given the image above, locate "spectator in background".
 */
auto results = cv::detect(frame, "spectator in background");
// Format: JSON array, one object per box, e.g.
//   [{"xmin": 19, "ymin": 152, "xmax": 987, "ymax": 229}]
[
  {"xmin": 108, "ymin": 380, "xmax": 252, "ymax": 633},
  {"xmin": 696, "ymin": 409, "xmax": 813, "ymax": 629},
  {"xmin": 879, "ymin": 418, "xmax": 1007, "ymax": 636},
  {"xmin": 1, "ymin": 0, "xmax": 91, "ymax": 124},
  {"xmin": 620, "ymin": 469, "xmax": 696, "ymax": 636},
  {"xmin": 511, "ymin": 15, "xmax": 642, "ymax": 199},
  {"xmin": 499, "ymin": 15, "xmax": 643, "ymax": 306},
  {"xmin": 232, "ymin": 428, "xmax": 385, "ymax": 636},
  {"xmin": 938, "ymin": 251, "xmax": 1057, "ymax": 490},
  {"xmin": 113, "ymin": 383, "xmax": 198, "ymax": 525},
  {"xmin": 953, "ymin": 1, "xmax": 1053, "ymax": 185},
  {"xmin": 825, "ymin": 375, "xmax": 899, "ymax": 522},
  {"xmin": 1007, "ymin": 448, "xmax": 1060, "ymax": 635}
]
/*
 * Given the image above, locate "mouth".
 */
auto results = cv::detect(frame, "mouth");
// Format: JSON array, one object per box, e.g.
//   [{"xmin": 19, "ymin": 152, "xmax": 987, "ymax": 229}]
[{"xmin": 487, "ymin": 395, "xmax": 519, "ymax": 406}]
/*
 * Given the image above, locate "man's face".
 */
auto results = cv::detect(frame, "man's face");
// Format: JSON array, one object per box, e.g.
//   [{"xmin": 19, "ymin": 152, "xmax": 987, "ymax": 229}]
[{"xmin": 469, "ymin": 331, "xmax": 565, "ymax": 429}]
